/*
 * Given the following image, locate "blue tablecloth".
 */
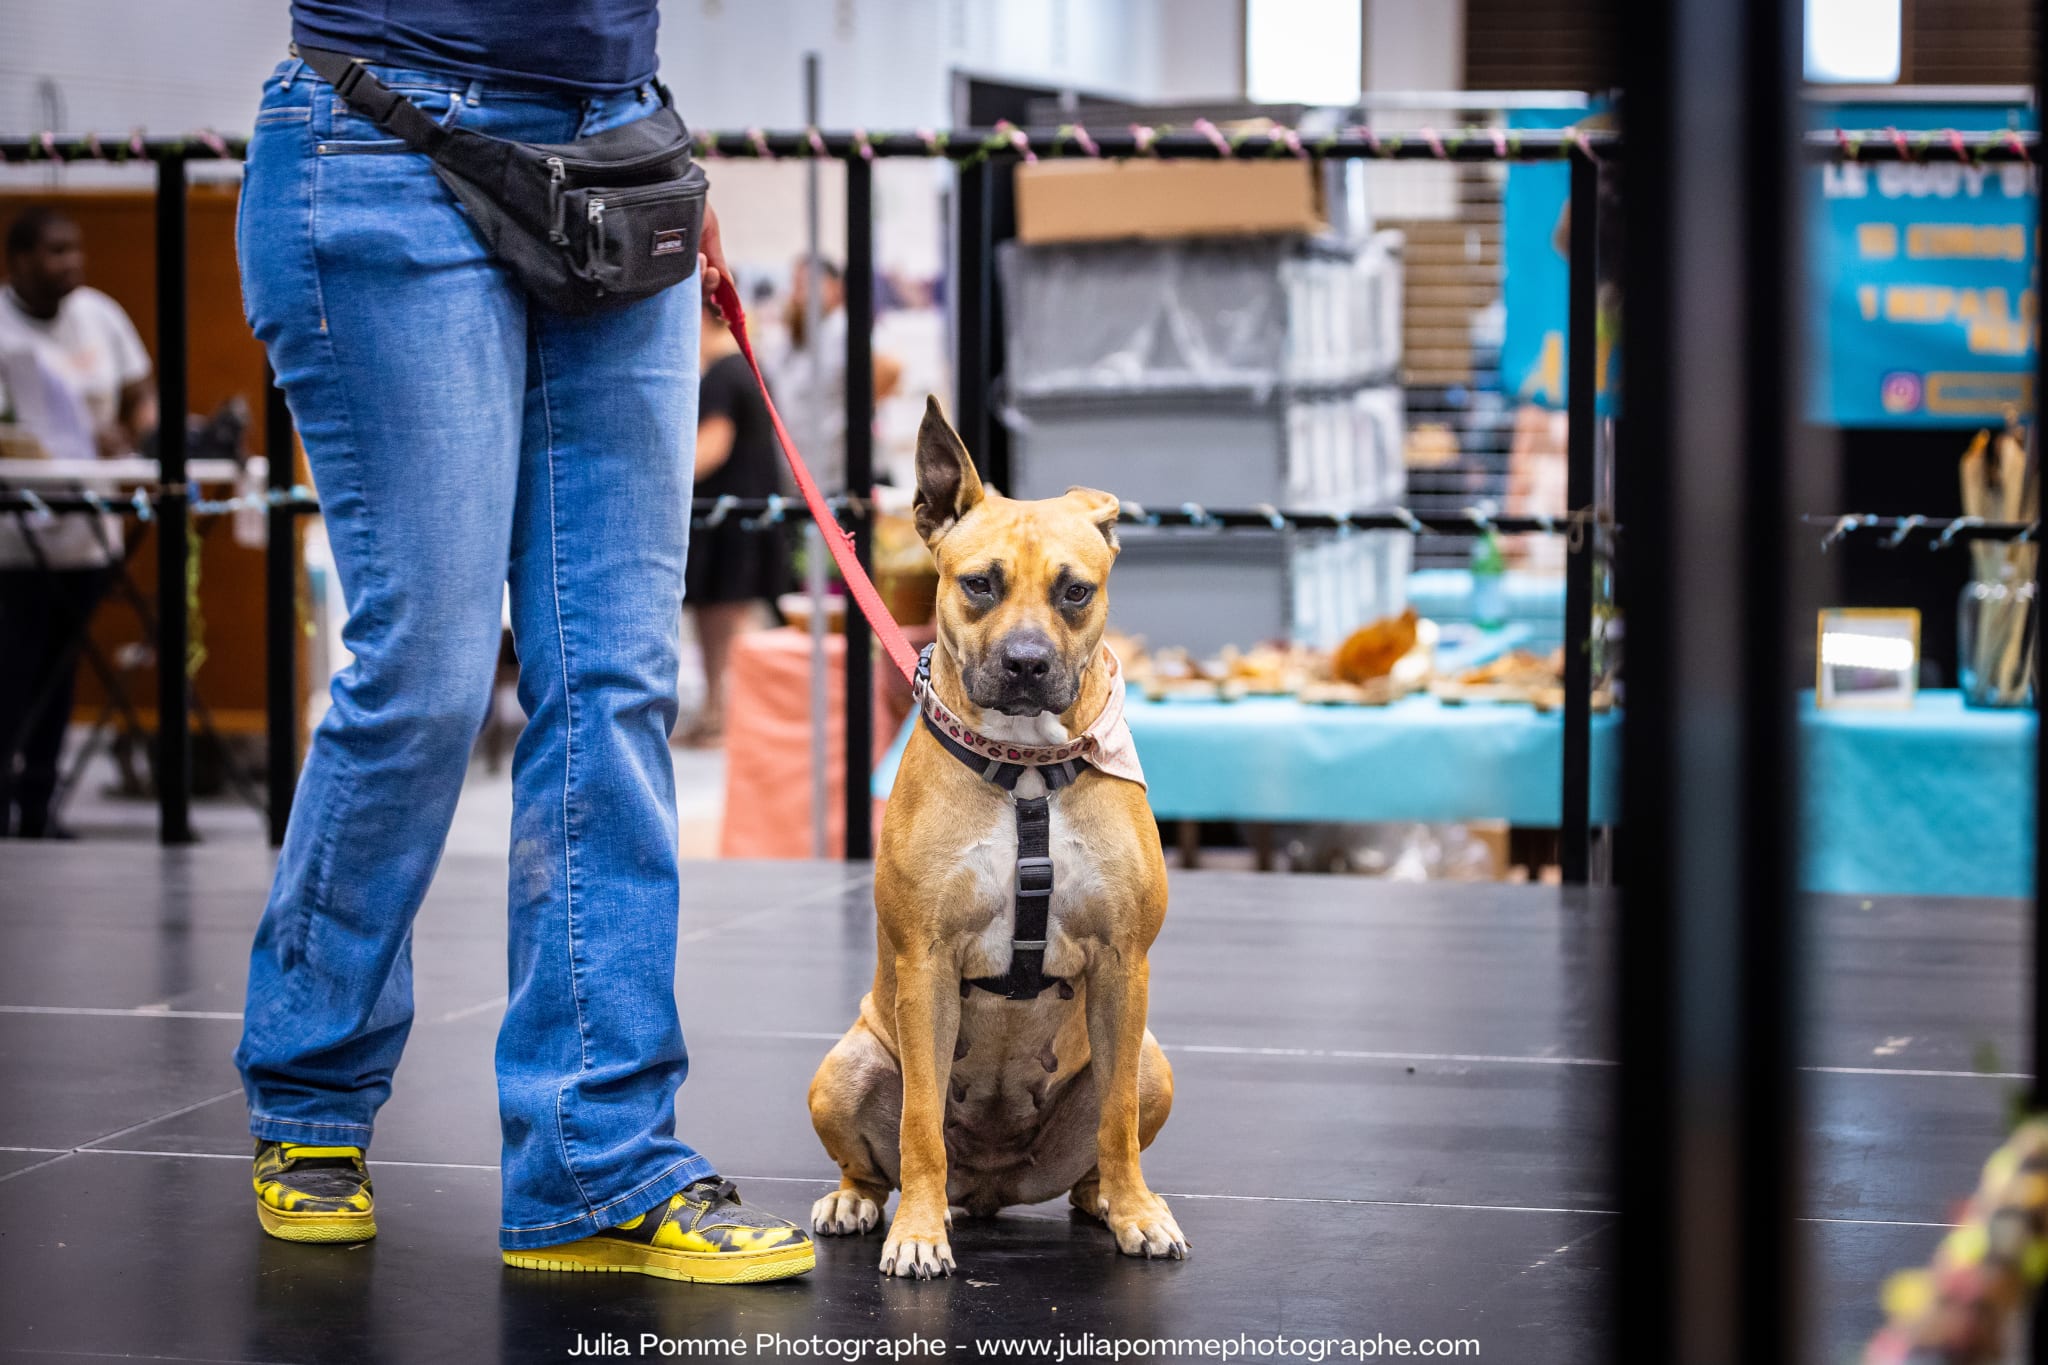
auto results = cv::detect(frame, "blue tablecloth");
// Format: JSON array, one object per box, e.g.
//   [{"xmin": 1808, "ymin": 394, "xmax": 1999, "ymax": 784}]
[
  {"xmin": 1800, "ymin": 691, "xmax": 2033, "ymax": 898},
  {"xmin": 874, "ymin": 687, "xmax": 2037, "ymax": 899},
  {"xmin": 1127, "ymin": 694, "xmax": 1622, "ymax": 827}
]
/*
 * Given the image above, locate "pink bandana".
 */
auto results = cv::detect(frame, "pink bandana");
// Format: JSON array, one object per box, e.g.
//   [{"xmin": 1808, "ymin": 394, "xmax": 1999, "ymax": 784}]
[{"xmin": 913, "ymin": 647, "xmax": 1147, "ymax": 791}]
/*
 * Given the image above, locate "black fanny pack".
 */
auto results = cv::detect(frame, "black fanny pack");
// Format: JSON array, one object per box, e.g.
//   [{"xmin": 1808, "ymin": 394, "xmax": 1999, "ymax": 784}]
[{"xmin": 298, "ymin": 47, "xmax": 708, "ymax": 314}]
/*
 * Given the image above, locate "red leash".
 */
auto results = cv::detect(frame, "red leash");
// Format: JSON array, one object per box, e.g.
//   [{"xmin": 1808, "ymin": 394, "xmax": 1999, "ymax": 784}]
[{"xmin": 713, "ymin": 277, "xmax": 921, "ymax": 684}]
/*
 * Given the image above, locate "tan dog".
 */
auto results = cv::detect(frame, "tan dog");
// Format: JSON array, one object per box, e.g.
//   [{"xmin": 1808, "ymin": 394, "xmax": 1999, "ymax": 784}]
[{"xmin": 806, "ymin": 398, "xmax": 1185, "ymax": 1278}]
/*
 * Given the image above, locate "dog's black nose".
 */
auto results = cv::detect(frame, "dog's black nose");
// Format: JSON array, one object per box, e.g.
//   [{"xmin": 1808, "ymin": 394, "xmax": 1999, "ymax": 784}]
[{"xmin": 999, "ymin": 634, "xmax": 1056, "ymax": 680}]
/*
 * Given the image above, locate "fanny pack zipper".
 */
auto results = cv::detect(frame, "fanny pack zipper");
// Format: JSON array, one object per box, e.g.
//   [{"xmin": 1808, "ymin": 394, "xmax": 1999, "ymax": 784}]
[
  {"xmin": 542, "ymin": 139, "xmax": 690, "ymax": 181},
  {"xmin": 547, "ymin": 157, "xmax": 568, "ymax": 245},
  {"xmin": 582, "ymin": 179, "xmax": 707, "ymax": 208}
]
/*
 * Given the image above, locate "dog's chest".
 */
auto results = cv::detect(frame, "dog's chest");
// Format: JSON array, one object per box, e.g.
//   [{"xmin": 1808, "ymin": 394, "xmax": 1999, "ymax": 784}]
[{"xmin": 952, "ymin": 779, "xmax": 1099, "ymax": 983}]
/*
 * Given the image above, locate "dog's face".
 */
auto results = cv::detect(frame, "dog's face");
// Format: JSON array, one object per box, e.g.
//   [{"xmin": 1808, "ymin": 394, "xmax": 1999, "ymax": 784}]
[{"xmin": 913, "ymin": 397, "xmax": 1119, "ymax": 717}]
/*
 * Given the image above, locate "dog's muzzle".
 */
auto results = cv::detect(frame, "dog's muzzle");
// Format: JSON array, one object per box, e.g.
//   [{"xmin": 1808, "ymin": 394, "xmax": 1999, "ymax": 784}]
[{"xmin": 967, "ymin": 631, "xmax": 1078, "ymax": 716}]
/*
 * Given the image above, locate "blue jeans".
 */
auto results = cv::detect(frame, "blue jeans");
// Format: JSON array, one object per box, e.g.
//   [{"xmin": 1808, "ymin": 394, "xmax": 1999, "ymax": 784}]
[{"xmin": 232, "ymin": 58, "xmax": 714, "ymax": 1249}]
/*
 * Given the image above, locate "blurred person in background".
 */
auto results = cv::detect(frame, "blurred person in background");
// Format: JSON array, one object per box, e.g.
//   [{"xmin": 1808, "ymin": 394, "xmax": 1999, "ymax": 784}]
[
  {"xmin": 679, "ymin": 298, "xmax": 789, "ymax": 747},
  {"xmin": 0, "ymin": 206, "xmax": 156, "ymax": 839},
  {"xmin": 774, "ymin": 255, "xmax": 902, "ymax": 493},
  {"xmin": 776, "ymin": 256, "xmax": 848, "ymax": 490}
]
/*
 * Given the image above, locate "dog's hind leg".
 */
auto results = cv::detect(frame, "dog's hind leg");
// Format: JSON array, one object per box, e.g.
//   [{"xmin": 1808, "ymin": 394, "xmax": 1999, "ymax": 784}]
[{"xmin": 807, "ymin": 1017, "xmax": 901, "ymax": 1236}]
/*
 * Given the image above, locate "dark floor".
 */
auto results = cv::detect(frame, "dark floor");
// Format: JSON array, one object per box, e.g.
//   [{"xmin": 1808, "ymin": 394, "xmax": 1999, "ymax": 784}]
[{"xmin": 0, "ymin": 846, "xmax": 2025, "ymax": 1364}]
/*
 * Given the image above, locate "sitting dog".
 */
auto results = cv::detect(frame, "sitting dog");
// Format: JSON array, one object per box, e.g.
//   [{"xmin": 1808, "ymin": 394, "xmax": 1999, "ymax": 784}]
[{"xmin": 806, "ymin": 398, "xmax": 1185, "ymax": 1278}]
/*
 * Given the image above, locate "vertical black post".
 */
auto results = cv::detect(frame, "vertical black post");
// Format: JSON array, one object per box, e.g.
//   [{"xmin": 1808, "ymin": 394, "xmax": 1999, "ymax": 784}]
[
  {"xmin": 982, "ymin": 160, "xmax": 1015, "ymax": 493},
  {"xmin": 1561, "ymin": 150, "xmax": 1598, "ymax": 885},
  {"xmin": 954, "ymin": 159, "xmax": 995, "ymax": 482},
  {"xmin": 264, "ymin": 370, "xmax": 296, "ymax": 848},
  {"xmin": 2030, "ymin": 11, "xmax": 2048, "ymax": 1359},
  {"xmin": 1613, "ymin": 0, "xmax": 1807, "ymax": 1362},
  {"xmin": 154, "ymin": 155, "xmax": 194, "ymax": 846},
  {"xmin": 843, "ymin": 154, "xmax": 875, "ymax": 862},
  {"xmin": 2033, "ymin": 0, "xmax": 2048, "ymax": 1120}
]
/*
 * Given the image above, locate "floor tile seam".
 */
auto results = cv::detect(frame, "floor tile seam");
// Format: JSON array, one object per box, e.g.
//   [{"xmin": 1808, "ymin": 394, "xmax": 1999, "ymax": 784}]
[
  {"xmin": 710, "ymin": 1030, "xmax": 2030, "ymax": 1080},
  {"xmin": 0, "ymin": 1008, "xmax": 2024, "ymax": 1084},
  {"xmin": 36, "ymin": 1147, "xmax": 1624, "ymax": 1214},
  {"xmin": 0, "ymin": 1086, "xmax": 247, "ymax": 1183},
  {"xmin": 0, "ymin": 1150, "xmax": 77, "ymax": 1185},
  {"xmin": 23, "ymin": 1148, "xmax": 1965, "ymax": 1229},
  {"xmin": 10, "ymin": 1347, "xmax": 295, "ymax": 1364}
]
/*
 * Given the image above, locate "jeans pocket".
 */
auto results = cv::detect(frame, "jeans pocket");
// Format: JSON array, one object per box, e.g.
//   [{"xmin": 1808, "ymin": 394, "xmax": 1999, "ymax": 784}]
[{"xmin": 316, "ymin": 86, "xmax": 462, "ymax": 154}]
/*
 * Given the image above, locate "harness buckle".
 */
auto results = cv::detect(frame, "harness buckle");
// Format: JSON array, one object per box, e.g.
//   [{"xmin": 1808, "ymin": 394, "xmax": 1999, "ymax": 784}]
[{"xmin": 1016, "ymin": 856, "xmax": 1054, "ymax": 895}]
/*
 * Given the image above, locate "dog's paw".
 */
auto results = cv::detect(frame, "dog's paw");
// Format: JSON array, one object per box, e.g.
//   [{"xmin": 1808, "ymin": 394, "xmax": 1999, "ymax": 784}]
[
  {"xmin": 811, "ymin": 1189, "xmax": 881, "ymax": 1236},
  {"xmin": 878, "ymin": 1222, "xmax": 956, "ymax": 1279},
  {"xmin": 1097, "ymin": 1189, "xmax": 1189, "ymax": 1260}
]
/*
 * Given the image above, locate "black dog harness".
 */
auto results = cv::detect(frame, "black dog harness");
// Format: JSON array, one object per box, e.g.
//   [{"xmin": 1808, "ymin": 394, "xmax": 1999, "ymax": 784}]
[{"xmin": 915, "ymin": 646, "xmax": 1086, "ymax": 1001}]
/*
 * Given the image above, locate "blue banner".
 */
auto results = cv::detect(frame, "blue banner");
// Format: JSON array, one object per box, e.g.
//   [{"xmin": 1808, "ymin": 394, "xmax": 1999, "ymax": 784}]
[
  {"xmin": 1501, "ymin": 107, "xmax": 1617, "ymax": 416},
  {"xmin": 1502, "ymin": 101, "xmax": 2035, "ymax": 427},
  {"xmin": 1807, "ymin": 102, "xmax": 2036, "ymax": 426}
]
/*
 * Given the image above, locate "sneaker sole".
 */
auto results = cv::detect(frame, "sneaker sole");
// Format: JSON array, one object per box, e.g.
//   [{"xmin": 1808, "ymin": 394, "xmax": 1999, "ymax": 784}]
[
  {"xmin": 502, "ymin": 1240, "xmax": 816, "ymax": 1284},
  {"xmin": 256, "ymin": 1201, "xmax": 377, "ymax": 1244}
]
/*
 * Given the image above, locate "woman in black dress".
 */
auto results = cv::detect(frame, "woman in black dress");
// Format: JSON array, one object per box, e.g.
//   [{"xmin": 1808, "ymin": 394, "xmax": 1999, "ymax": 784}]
[{"xmin": 681, "ymin": 301, "xmax": 789, "ymax": 746}]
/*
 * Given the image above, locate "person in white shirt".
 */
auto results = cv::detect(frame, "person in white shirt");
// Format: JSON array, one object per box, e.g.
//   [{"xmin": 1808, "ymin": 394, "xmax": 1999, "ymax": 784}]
[{"xmin": 0, "ymin": 206, "xmax": 157, "ymax": 838}]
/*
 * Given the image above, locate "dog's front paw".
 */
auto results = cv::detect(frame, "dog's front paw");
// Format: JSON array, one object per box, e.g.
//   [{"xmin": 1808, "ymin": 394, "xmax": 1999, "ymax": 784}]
[
  {"xmin": 878, "ymin": 1214, "xmax": 956, "ymax": 1279},
  {"xmin": 1095, "ymin": 1187, "xmax": 1189, "ymax": 1260},
  {"xmin": 811, "ymin": 1188, "xmax": 881, "ymax": 1236}
]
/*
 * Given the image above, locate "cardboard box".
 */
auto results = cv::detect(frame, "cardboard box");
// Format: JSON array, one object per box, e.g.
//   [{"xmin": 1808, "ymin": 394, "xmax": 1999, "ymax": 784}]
[{"xmin": 1014, "ymin": 159, "xmax": 1324, "ymax": 245}]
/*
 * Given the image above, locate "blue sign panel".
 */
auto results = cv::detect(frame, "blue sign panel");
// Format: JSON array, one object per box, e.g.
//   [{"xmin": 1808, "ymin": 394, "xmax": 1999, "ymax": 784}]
[
  {"xmin": 1502, "ymin": 101, "xmax": 2035, "ymax": 426},
  {"xmin": 1500, "ymin": 107, "xmax": 1597, "ymax": 413},
  {"xmin": 1808, "ymin": 103, "xmax": 2035, "ymax": 426}
]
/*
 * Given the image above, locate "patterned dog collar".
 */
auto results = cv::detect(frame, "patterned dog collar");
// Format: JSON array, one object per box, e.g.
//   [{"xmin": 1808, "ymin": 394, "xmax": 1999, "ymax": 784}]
[
  {"xmin": 912, "ymin": 645, "xmax": 1094, "ymax": 767},
  {"xmin": 911, "ymin": 644, "xmax": 1148, "ymax": 790}
]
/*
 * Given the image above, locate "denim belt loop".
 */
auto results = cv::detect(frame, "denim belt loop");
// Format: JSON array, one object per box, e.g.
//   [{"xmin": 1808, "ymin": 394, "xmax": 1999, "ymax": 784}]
[
  {"xmin": 280, "ymin": 57, "xmax": 306, "ymax": 91},
  {"xmin": 463, "ymin": 78, "xmax": 484, "ymax": 108}
]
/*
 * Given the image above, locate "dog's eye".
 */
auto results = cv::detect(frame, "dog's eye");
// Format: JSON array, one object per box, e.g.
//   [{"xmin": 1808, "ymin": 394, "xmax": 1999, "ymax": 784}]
[
  {"xmin": 1063, "ymin": 583, "xmax": 1094, "ymax": 606},
  {"xmin": 960, "ymin": 575, "xmax": 994, "ymax": 598}
]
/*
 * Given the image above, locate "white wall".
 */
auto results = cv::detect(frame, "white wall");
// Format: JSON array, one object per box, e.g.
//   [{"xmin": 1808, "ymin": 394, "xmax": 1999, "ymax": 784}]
[
  {"xmin": 1364, "ymin": 0, "xmax": 1462, "ymax": 93},
  {"xmin": 1, "ymin": 0, "xmax": 1180, "ymax": 270},
  {"xmin": 1154, "ymin": 0, "xmax": 1245, "ymax": 100},
  {"xmin": 0, "ymin": 0, "xmax": 1171, "ymax": 146},
  {"xmin": 1360, "ymin": 0, "xmax": 1467, "ymax": 221},
  {"xmin": 0, "ymin": 1, "xmax": 291, "ymax": 142}
]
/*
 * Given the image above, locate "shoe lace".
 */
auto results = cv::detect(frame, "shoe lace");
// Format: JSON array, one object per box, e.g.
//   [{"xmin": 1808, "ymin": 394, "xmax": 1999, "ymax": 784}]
[{"xmin": 684, "ymin": 1176, "xmax": 742, "ymax": 1208}]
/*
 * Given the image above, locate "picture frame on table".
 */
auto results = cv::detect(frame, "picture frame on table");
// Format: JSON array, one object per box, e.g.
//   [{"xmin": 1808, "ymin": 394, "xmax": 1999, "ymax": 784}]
[{"xmin": 1816, "ymin": 607, "xmax": 1921, "ymax": 710}]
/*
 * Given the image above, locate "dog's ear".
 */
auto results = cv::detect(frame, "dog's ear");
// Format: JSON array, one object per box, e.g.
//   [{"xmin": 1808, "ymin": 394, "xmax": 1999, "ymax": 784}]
[
  {"xmin": 1065, "ymin": 486, "xmax": 1121, "ymax": 556},
  {"xmin": 914, "ymin": 396, "xmax": 985, "ymax": 546}
]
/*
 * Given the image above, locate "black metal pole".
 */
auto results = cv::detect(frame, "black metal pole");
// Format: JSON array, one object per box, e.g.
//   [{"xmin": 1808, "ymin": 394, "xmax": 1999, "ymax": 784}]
[
  {"xmin": 954, "ymin": 160, "xmax": 994, "ymax": 482},
  {"xmin": 12, "ymin": 127, "xmax": 2048, "ymax": 167},
  {"xmin": 1561, "ymin": 150, "xmax": 1598, "ymax": 885},
  {"xmin": 843, "ymin": 155, "xmax": 875, "ymax": 862},
  {"xmin": 2030, "ymin": 8, "xmax": 2048, "ymax": 1358},
  {"xmin": 1613, "ymin": 0, "xmax": 1806, "ymax": 1359},
  {"xmin": 982, "ymin": 160, "xmax": 1015, "ymax": 493},
  {"xmin": 2032, "ymin": 0, "xmax": 2048, "ymax": 1123},
  {"xmin": 154, "ymin": 155, "xmax": 194, "ymax": 846},
  {"xmin": 264, "ymin": 370, "xmax": 296, "ymax": 848}
]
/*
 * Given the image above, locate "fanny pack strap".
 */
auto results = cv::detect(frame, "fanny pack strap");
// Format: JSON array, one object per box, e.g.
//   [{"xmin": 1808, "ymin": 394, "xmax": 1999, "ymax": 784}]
[{"xmin": 295, "ymin": 47, "xmax": 456, "ymax": 155}]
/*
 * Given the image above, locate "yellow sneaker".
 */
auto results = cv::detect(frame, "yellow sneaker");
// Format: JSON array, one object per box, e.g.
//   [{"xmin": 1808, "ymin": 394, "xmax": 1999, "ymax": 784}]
[
  {"xmin": 252, "ymin": 1140, "xmax": 376, "ymax": 1243},
  {"xmin": 502, "ymin": 1178, "xmax": 815, "ymax": 1284}
]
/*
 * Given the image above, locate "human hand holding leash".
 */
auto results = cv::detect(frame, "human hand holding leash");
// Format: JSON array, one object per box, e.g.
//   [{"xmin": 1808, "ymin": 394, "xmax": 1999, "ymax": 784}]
[{"xmin": 700, "ymin": 204, "xmax": 731, "ymax": 314}]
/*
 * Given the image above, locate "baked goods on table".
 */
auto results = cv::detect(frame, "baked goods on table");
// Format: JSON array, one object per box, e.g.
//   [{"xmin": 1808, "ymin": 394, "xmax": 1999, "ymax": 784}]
[{"xmin": 1114, "ymin": 610, "xmax": 1610, "ymax": 710}]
